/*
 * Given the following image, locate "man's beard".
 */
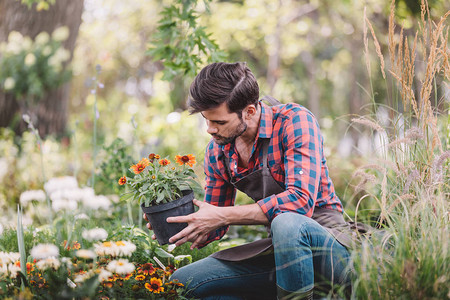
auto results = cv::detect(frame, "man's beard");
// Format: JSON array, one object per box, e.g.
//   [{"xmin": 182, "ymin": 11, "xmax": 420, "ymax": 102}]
[{"xmin": 212, "ymin": 121, "xmax": 247, "ymax": 146}]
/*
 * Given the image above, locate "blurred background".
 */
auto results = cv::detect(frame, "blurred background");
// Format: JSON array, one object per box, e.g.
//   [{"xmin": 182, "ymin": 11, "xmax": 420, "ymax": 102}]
[{"xmin": 0, "ymin": 0, "xmax": 448, "ymax": 222}]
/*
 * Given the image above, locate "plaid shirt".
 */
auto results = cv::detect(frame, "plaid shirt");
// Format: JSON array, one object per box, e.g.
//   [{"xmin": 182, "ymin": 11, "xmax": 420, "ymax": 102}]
[{"xmin": 202, "ymin": 101, "xmax": 343, "ymax": 245}]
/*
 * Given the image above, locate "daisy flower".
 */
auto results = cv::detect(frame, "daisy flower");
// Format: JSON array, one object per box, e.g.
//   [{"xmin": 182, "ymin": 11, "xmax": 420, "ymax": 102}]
[
  {"xmin": 82, "ymin": 228, "xmax": 108, "ymax": 242},
  {"xmin": 159, "ymin": 159, "xmax": 170, "ymax": 166},
  {"xmin": 35, "ymin": 257, "xmax": 60, "ymax": 271},
  {"xmin": 145, "ymin": 277, "xmax": 164, "ymax": 294},
  {"xmin": 118, "ymin": 176, "xmax": 127, "ymax": 185},
  {"xmin": 131, "ymin": 163, "xmax": 146, "ymax": 174},
  {"xmin": 175, "ymin": 154, "xmax": 196, "ymax": 167},
  {"xmin": 30, "ymin": 244, "xmax": 59, "ymax": 260},
  {"xmin": 106, "ymin": 259, "xmax": 135, "ymax": 275}
]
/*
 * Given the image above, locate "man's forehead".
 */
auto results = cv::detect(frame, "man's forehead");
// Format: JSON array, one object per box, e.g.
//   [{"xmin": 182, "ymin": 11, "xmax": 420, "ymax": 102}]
[{"xmin": 200, "ymin": 103, "xmax": 235, "ymax": 120}]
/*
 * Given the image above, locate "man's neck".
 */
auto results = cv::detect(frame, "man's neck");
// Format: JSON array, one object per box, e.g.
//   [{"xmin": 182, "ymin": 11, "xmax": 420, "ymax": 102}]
[{"xmin": 236, "ymin": 102, "xmax": 261, "ymax": 147}]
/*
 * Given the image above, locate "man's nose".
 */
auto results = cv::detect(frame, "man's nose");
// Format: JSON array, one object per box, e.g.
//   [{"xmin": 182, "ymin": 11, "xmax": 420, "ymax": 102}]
[{"xmin": 206, "ymin": 122, "xmax": 218, "ymax": 134}]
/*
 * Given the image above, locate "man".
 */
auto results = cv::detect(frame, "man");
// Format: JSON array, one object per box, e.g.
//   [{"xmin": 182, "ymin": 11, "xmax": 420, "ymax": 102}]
[{"xmin": 146, "ymin": 62, "xmax": 355, "ymax": 299}]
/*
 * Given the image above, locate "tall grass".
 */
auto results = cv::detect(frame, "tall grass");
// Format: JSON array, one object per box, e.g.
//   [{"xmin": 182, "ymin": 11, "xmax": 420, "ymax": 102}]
[{"xmin": 350, "ymin": 0, "xmax": 449, "ymax": 299}]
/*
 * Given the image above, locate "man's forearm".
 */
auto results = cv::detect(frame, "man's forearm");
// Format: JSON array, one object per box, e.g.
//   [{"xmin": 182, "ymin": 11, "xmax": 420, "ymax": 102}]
[{"xmin": 219, "ymin": 203, "xmax": 269, "ymax": 226}]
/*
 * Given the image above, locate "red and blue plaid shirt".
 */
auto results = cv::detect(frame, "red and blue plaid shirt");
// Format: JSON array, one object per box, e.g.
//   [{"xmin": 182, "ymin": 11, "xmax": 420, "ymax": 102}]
[{"xmin": 202, "ymin": 101, "xmax": 343, "ymax": 245}]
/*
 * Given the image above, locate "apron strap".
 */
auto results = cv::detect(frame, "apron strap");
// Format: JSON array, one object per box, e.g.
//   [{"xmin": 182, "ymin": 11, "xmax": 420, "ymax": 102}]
[
  {"xmin": 221, "ymin": 138, "xmax": 271, "ymax": 181},
  {"xmin": 260, "ymin": 95, "xmax": 281, "ymax": 106}
]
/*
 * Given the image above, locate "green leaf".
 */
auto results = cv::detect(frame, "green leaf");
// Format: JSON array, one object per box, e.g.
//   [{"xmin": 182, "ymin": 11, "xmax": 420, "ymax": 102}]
[{"xmin": 155, "ymin": 247, "xmax": 174, "ymax": 259}]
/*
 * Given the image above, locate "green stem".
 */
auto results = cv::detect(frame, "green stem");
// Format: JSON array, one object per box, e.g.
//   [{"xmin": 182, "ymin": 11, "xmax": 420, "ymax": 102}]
[
  {"xmin": 126, "ymin": 199, "xmax": 133, "ymax": 224},
  {"xmin": 92, "ymin": 91, "xmax": 98, "ymax": 189}
]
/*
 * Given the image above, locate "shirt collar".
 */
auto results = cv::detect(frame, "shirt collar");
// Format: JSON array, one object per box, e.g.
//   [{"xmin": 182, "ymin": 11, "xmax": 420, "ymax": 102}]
[
  {"xmin": 219, "ymin": 101, "xmax": 274, "ymax": 154},
  {"xmin": 257, "ymin": 101, "xmax": 273, "ymax": 139}
]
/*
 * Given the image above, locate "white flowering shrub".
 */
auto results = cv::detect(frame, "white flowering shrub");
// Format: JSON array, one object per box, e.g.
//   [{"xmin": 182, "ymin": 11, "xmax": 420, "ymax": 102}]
[{"xmin": 0, "ymin": 27, "xmax": 71, "ymax": 100}]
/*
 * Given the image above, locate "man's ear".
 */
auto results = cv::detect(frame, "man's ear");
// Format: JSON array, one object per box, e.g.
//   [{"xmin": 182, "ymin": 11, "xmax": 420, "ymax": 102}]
[{"xmin": 244, "ymin": 105, "xmax": 257, "ymax": 119}]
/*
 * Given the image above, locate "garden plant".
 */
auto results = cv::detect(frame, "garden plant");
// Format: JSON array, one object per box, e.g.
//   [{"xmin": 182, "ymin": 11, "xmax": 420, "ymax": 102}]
[{"xmin": 0, "ymin": 0, "xmax": 448, "ymax": 299}]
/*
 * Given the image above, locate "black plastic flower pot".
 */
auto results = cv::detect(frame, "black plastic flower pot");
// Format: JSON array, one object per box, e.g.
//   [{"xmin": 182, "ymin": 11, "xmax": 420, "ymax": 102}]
[{"xmin": 141, "ymin": 190, "xmax": 195, "ymax": 245}]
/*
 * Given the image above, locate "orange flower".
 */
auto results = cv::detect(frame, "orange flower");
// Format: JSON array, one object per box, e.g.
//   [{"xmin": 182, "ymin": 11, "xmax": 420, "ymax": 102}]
[
  {"xmin": 145, "ymin": 278, "xmax": 164, "ymax": 294},
  {"xmin": 26, "ymin": 262, "xmax": 34, "ymax": 273},
  {"xmin": 175, "ymin": 154, "xmax": 196, "ymax": 167},
  {"xmin": 159, "ymin": 159, "xmax": 170, "ymax": 166},
  {"xmin": 148, "ymin": 153, "xmax": 160, "ymax": 162},
  {"xmin": 118, "ymin": 176, "xmax": 127, "ymax": 185},
  {"xmin": 139, "ymin": 158, "xmax": 150, "ymax": 167},
  {"xmin": 131, "ymin": 163, "xmax": 146, "ymax": 174},
  {"xmin": 135, "ymin": 274, "xmax": 145, "ymax": 281},
  {"xmin": 72, "ymin": 241, "xmax": 81, "ymax": 250},
  {"xmin": 139, "ymin": 263, "xmax": 155, "ymax": 275}
]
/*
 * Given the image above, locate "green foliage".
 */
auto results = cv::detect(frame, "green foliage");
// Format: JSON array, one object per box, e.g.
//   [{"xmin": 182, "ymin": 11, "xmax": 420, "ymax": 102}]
[
  {"xmin": 95, "ymin": 138, "xmax": 135, "ymax": 195},
  {"xmin": 0, "ymin": 28, "xmax": 72, "ymax": 101},
  {"xmin": 18, "ymin": 0, "xmax": 55, "ymax": 11},
  {"xmin": 120, "ymin": 155, "xmax": 203, "ymax": 207},
  {"xmin": 147, "ymin": 0, "xmax": 227, "ymax": 81}
]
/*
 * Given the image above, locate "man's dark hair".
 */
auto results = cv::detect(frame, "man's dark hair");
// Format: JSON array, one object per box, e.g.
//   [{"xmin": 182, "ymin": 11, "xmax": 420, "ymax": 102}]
[{"xmin": 188, "ymin": 62, "xmax": 259, "ymax": 114}]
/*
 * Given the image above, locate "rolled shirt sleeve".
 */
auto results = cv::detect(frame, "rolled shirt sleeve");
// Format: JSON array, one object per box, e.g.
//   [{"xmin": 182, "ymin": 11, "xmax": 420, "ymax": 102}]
[{"xmin": 257, "ymin": 109, "xmax": 322, "ymax": 221}]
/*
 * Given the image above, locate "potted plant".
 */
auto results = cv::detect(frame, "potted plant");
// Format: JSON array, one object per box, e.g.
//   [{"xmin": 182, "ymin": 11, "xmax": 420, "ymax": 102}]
[{"xmin": 118, "ymin": 153, "xmax": 202, "ymax": 245}]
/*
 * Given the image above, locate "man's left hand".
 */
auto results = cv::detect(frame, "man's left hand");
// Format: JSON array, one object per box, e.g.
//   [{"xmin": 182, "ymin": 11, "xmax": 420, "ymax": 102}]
[{"xmin": 166, "ymin": 199, "xmax": 225, "ymax": 250}]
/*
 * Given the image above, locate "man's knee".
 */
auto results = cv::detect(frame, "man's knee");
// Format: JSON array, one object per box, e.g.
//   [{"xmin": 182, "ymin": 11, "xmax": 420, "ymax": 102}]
[
  {"xmin": 170, "ymin": 264, "xmax": 194, "ymax": 287},
  {"xmin": 271, "ymin": 212, "xmax": 311, "ymax": 240}
]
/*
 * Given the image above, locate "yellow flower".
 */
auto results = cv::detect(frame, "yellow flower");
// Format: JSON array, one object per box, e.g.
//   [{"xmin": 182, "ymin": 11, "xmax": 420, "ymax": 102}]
[
  {"xmin": 135, "ymin": 274, "xmax": 145, "ymax": 281},
  {"xmin": 145, "ymin": 278, "xmax": 164, "ymax": 294}
]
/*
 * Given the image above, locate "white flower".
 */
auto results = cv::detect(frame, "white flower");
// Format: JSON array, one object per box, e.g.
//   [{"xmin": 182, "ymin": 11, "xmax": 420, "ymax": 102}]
[
  {"xmin": 3, "ymin": 77, "xmax": 15, "ymax": 90},
  {"xmin": 61, "ymin": 257, "xmax": 73, "ymax": 269},
  {"xmin": 5, "ymin": 42, "xmax": 21, "ymax": 55},
  {"xmin": 50, "ymin": 188, "xmax": 87, "ymax": 203},
  {"xmin": 52, "ymin": 26, "xmax": 69, "ymax": 42},
  {"xmin": 106, "ymin": 259, "xmax": 135, "ymax": 275},
  {"xmin": 74, "ymin": 213, "xmax": 89, "ymax": 221},
  {"xmin": 30, "ymin": 243, "xmax": 59, "ymax": 260},
  {"xmin": 36, "ymin": 256, "xmax": 60, "ymax": 271},
  {"xmin": 49, "ymin": 47, "xmax": 70, "ymax": 67},
  {"xmin": 42, "ymin": 45, "xmax": 52, "ymax": 56},
  {"xmin": 0, "ymin": 252, "xmax": 20, "ymax": 265},
  {"xmin": 82, "ymin": 228, "xmax": 108, "ymax": 242},
  {"xmin": 115, "ymin": 241, "xmax": 136, "ymax": 257},
  {"xmin": 51, "ymin": 198, "xmax": 78, "ymax": 212},
  {"xmin": 7, "ymin": 263, "xmax": 21, "ymax": 278},
  {"xmin": 0, "ymin": 158, "xmax": 8, "ymax": 181},
  {"xmin": 82, "ymin": 195, "xmax": 111, "ymax": 210},
  {"xmin": 76, "ymin": 249, "xmax": 96, "ymax": 260},
  {"xmin": 44, "ymin": 177, "xmax": 78, "ymax": 195},
  {"xmin": 24, "ymin": 53, "xmax": 36, "ymax": 66},
  {"xmin": 0, "ymin": 263, "xmax": 7, "ymax": 276},
  {"xmin": 7, "ymin": 31, "xmax": 23, "ymax": 44},
  {"xmin": 35, "ymin": 31, "xmax": 50, "ymax": 45},
  {"xmin": 97, "ymin": 268, "xmax": 112, "ymax": 282},
  {"xmin": 94, "ymin": 241, "xmax": 120, "ymax": 257},
  {"xmin": 74, "ymin": 270, "xmax": 94, "ymax": 283},
  {"xmin": 94, "ymin": 241, "xmax": 136, "ymax": 258},
  {"xmin": 22, "ymin": 37, "xmax": 32, "ymax": 50},
  {"xmin": 19, "ymin": 190, "xmax": 46, "ymax": 206}
]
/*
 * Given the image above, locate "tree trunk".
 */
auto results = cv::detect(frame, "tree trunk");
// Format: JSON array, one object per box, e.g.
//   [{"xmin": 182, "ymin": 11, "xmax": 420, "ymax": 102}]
[
  {"xmin": 0, "ymin": 0, "xmax": 83, "ymax": 137},
  {"xmin": 266, "ymin": 0, "xmax": 282, "ymax": 96}
]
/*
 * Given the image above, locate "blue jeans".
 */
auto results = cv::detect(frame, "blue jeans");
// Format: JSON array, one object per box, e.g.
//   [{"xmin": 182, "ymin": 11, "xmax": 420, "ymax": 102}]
[{"xmin": 170, "ymin": 213, "xmax": 351, "ymax": 299}]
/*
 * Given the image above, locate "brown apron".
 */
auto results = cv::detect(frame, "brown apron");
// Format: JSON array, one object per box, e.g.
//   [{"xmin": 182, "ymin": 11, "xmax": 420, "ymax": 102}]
[{"xmin": 211, "ymin": 138, "xmax": 369, "ymax": 261}]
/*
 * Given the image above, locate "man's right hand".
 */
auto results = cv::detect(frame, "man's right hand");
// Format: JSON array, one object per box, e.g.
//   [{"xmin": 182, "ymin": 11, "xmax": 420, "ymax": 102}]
[{"xmin": 143, "ymin": 213, "xmax": 157, "ymax": 241}]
